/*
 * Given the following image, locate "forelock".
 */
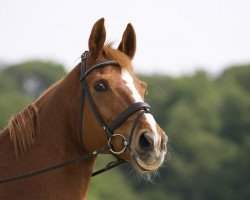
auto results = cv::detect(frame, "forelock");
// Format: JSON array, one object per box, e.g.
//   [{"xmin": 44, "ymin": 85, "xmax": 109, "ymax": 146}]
[{"xmin": 103, "ymin": 43, "xmax": 133, "ymax": 72}]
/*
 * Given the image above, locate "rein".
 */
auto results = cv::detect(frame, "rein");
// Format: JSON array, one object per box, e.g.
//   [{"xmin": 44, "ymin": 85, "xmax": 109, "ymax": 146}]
[{"xmin": 0, "ymin": 51, "xmax": 151, "ymax": 185}]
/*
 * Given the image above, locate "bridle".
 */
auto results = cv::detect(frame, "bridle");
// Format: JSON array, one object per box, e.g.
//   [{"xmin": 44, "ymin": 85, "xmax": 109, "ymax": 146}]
[
  {"xmin": 79, "ymin": 51, "xmax": 151, "ymax": 154},
  {"xmin": 0, "ymin": 51, "xmax": 151, "ymax": 184}
]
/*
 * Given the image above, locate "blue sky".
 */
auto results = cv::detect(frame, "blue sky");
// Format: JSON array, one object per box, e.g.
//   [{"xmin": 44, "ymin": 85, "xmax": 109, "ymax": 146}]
[{"xmin": 0, "ymin": 0, "xmax": 250, "ymax": 76}]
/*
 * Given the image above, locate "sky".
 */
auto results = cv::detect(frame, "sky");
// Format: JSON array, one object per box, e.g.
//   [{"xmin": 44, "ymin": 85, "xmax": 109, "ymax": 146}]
[{"xmin": 0, "ymin": 0, "xmax": 250, "ymax": 76}]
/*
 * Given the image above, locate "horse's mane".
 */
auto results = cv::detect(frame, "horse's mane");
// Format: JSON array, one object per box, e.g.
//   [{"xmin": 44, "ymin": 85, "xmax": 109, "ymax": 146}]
[
  {"xmin": 7, "ymin": 80, "xmax": 61, "ymax": 156},
  {"xmin": 8, "ymin": 104, "xmax": 39, "ymax": 155}
]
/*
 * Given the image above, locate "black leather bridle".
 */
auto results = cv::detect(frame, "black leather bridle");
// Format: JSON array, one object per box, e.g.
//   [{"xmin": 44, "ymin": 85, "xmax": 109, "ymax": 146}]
[{"xmin": 0, "ymin": 51, "xmax": 151, "ymax": 184}]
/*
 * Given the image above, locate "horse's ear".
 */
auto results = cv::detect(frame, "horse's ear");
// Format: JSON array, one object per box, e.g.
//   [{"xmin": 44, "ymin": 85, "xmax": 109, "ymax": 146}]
[
  {"xmin": 118, "ymin": 23, "xmax": 136, "ymax": 59},
  {"xmin": 88, "ymin": 18, "xmax": 106, "ymax": 58}
]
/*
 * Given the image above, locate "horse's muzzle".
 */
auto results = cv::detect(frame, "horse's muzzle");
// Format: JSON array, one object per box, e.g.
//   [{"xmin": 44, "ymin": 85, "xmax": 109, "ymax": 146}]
[{"xmin": 130, "ymin": 130, "xmax": 168, "ymax": 172}]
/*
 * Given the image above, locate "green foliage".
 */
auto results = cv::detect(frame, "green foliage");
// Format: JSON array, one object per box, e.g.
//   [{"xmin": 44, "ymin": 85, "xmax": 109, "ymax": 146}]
[
  {"xmin": 3, "ymin": 60, "xmax": 65, "ymax": 97},
  {"xmin": 0, "ymin": 61, "xmax": 249, "ymax": 200},
  {"xmin": 0, "ymin": 60, "xmax": 66, "ymax": 128},
  {"xmin": 88, "ymin": 155, "xmax": 143, "ymax": 200},
  {"xmin": 135, "ymin": 68, "xmax": 250, "ymax": 200},
  {"xmin": 0, "ymin": 91, "xmax": 31, "ymax": 128}
]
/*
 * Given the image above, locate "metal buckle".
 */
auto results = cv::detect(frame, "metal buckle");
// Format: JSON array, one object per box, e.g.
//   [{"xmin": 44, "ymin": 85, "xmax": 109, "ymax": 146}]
[{"xmin": 108, "ymin": 134, "xmax": 128, "ymax": 155}]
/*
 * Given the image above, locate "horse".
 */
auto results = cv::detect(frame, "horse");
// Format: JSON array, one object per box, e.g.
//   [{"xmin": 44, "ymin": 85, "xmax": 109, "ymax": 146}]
[{"xmin": 0, "ymin": 18, "xmax": 168, "ymax": 200}]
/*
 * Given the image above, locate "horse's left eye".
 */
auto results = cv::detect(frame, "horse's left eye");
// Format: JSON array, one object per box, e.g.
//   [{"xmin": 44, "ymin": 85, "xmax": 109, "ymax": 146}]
[{"xmin": 94, "ymin": 82, "xmax": 107, "ymax": 92}]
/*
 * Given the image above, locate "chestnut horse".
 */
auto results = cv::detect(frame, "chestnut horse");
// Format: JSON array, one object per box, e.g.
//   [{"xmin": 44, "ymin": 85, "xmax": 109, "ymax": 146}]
[{"xmin": 0, "ymin": 18, "xmax": 168, "ymax": 200}]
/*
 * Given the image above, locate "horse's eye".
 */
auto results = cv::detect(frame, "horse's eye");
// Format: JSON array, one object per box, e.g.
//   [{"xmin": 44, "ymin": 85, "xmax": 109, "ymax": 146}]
[{"xmin": 94, "ymin": 82, "xmax": 107, "ymax": 92}]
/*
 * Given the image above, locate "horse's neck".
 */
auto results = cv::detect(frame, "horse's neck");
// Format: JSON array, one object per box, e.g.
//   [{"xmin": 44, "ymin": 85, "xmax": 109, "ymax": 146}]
[{"xmin": 0, "ymin": 66, "xmax": 96, "ymax": 200}]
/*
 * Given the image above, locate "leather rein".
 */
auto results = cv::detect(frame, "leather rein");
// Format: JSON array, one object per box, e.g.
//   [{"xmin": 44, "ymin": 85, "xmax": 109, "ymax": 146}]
[{"xmin": 0, "ymin": 51, "xmax": 151, "ymax": 184}]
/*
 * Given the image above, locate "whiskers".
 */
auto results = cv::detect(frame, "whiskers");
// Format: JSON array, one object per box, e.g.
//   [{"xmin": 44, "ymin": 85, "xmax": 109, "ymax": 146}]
[
  {"xmin": 143, "ymin": 143, "xmax": 175, "ymax": 183},
  {"xmin": 125, "ymin": 164, "xmax": 160, "ymax": 185},
  {"xmin": 138, "ymin": 170, "xmax": 160, "ymax": 184},
  {"xmin": 126, "ymin": 144, "xmax": 174, "ymax": 184},
  {"xmin": 138, "ymin": 145, "xmax": 174, "ymax": 184},
  {"xmin": 165, "ymin": 143, "xmax": 175, "ymax": 163}
]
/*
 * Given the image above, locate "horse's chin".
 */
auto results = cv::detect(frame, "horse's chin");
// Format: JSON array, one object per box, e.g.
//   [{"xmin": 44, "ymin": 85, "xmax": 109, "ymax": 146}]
[{"xmin": 130, "ymin": 151, "xmax": 164, "ymax": 173}]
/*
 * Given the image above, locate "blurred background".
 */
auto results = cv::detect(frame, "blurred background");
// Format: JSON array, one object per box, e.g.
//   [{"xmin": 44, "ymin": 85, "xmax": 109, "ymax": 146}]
[{"xmin": 0, "ymin": 0, "xmax": 250, "ymax": 199}]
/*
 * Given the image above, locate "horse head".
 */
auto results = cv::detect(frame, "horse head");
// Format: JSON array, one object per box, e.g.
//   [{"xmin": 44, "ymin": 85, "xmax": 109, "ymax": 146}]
[{"xmin": 81, "ymin": 18, "xmax": 168, "ymax": 173}]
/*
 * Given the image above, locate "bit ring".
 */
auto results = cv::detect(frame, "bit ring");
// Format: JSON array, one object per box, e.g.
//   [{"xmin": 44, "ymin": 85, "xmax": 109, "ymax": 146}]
[{"xmin": 108, "ymin": 134, "xmax": 128, "ymax": 155}]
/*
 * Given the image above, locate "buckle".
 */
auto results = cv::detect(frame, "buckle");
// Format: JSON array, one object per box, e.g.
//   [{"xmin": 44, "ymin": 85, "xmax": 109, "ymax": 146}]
[
  {"xmin": 81, "ymin": 51, "xmax": 89, "ymax": 61},
  {"xmin": 108, "ymin": 134, "xmax": 128, "ymax": 155}
]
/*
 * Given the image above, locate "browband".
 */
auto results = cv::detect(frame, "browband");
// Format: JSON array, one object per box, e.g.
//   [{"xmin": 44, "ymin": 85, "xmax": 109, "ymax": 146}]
[{"xmin": 80, "ymin": 61, "xmax": 120, "ymax": 81}]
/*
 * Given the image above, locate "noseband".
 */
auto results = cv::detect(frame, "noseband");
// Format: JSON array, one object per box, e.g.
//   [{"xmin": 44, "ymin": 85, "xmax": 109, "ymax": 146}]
[{"xmin": 0, "ymin": 51, "xmax": 151, "ymax": 184}]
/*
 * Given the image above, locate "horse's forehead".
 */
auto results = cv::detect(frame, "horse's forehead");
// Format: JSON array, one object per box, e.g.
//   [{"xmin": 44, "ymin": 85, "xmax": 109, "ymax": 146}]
[{"xmin": 99, "ymin": 65, "xmax": 135, "ymax": 80}]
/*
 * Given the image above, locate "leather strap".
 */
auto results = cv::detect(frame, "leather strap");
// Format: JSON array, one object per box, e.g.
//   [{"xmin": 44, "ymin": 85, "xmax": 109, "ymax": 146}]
[
  {"xmin": 0, "ymin": 146, "xmax": 109, "ymax": 184},
  {"xmin": 79, "ymin": 53, "xmax": 120, "ymax": 139},
  {"xmin": 109, "ymin": 102, "xmax": 151, "ymax": 132},
  {"xmin": 80, "ymin": 61, "xmax": 120, "ymax": 81}
]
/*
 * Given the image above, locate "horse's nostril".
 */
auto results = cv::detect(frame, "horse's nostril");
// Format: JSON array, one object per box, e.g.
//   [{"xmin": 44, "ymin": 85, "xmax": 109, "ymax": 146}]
[{"xmin": 139, "ymin": 132, "xmax": 154, "ymax": 151}]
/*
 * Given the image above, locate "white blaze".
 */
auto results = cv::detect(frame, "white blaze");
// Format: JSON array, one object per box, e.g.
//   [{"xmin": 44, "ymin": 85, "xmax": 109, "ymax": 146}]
[
  {"xmin": 121, "ymin": 70, "xmax": 143, "ymax": 102},
  {"xmin": 121, "ymin": 70, "xmax": 159, "ymax": 144}
]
